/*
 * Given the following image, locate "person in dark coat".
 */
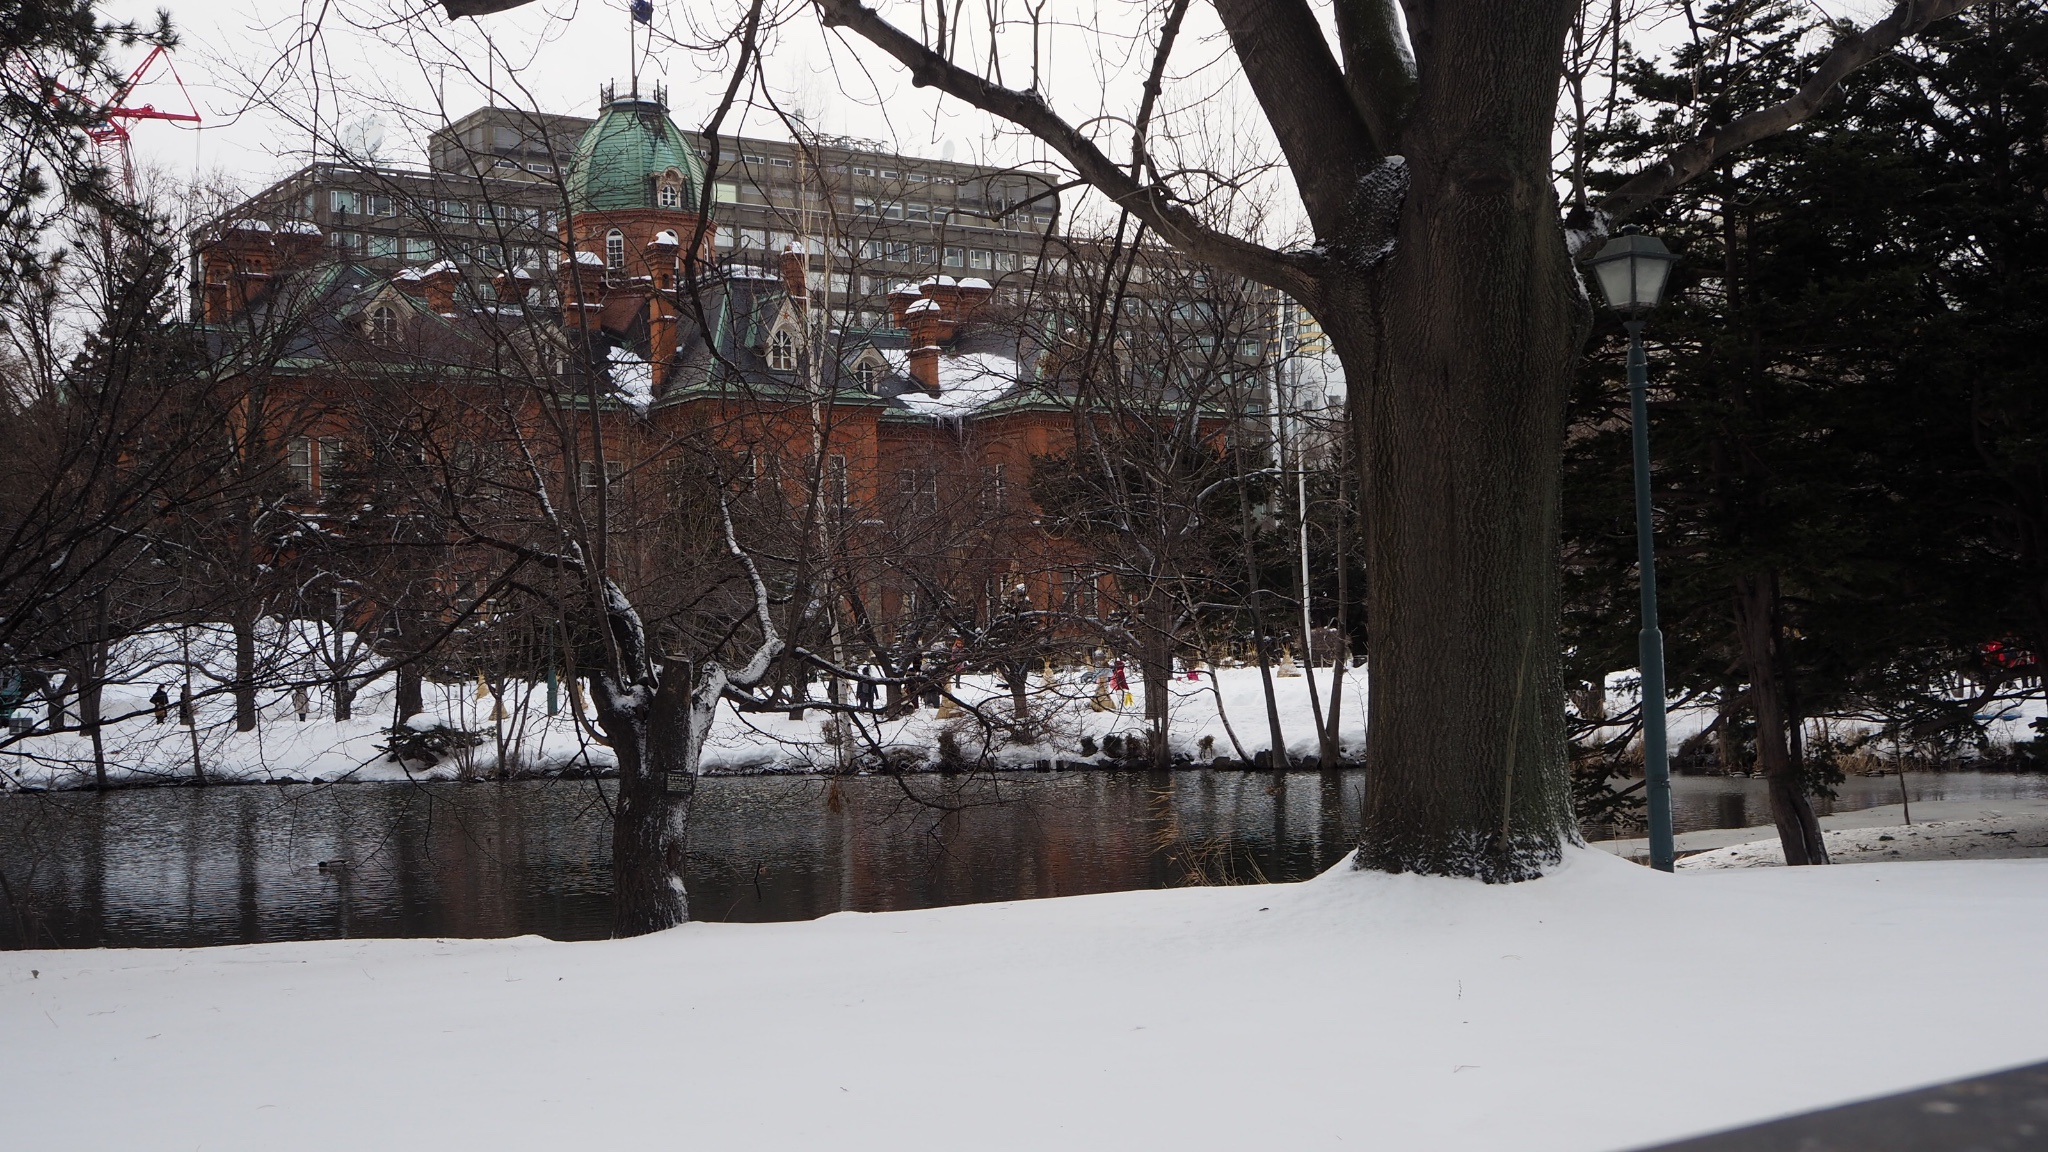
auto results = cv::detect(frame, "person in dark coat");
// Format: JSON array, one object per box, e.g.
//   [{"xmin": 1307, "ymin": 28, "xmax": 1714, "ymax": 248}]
[
  {"xmin": 151, "ymin": 684, "xmax": 170, "ymax": 724},
  {"xmin": 855, "ymin": 668, "xmax": 878, "ymax": 710}
]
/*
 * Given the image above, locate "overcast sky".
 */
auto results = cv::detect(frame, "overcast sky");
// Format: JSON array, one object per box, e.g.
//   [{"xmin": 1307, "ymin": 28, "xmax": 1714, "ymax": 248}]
[{"xmin": 103, "ymin": 0, "xmax": 1904, "ymax": 238}]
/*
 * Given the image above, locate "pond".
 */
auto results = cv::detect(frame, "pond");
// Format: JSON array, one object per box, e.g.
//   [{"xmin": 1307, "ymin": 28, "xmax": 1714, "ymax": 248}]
[{"xmin": 4, "ymin": 769, "xmax": 2044, "ymax": 949}]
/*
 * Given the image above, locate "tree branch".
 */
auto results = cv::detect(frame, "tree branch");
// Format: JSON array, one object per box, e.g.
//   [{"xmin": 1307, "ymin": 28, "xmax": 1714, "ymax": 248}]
[
  {"xmin": 1330, "ymin": 0, "xmax": 1419, "ymax": 155},
  {"xmin": 1593, "ymin": 0, "xmax": 1984, "ymax": 239},
  {"xmin": 1210, "ymin": 0, "xmax": 1381, "ymax": 224},
  {"xmin": 810, "ymin": 0, "xmax": 1319, "ymax": 300}
]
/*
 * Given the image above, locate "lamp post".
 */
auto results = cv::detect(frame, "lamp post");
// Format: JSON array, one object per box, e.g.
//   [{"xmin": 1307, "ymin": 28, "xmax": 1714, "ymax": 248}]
[{"xmin": 1587, "ymin": 231, "xmax": 1680, "ymax": 872}]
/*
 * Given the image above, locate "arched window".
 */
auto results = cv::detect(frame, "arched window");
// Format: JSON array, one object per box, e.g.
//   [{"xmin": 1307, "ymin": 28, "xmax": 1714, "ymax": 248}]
[
  {"xmin": 604, "ymin": 229, "xmax": 625, "ymax": 272},
  {"xmin": 658, "ymin": 180, "xmax": 682, "ymax": 209},
  {"xmin": 369, "ymin": 305, "xmax": 397, "ymax": 345},
  {"xmin": 768, "ymin": 328, "xmax": 797, "ymax": 372}
]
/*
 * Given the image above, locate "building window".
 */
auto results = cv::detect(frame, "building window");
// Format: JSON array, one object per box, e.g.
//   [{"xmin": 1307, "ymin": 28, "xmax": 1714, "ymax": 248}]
[
  {"xmin": 827, "ymin": 454, "xmax": 848, "ymax": 511},
  {"xmin": 714, "ymin": 181, "xmax": 739, "ymax": 203},
  {"xmin": 896, "ymin": 467, "xmax": 937, "ymax": 514},
  {"xmin": 853, "ymin": 360, "xmax": 879, "ymax": 392},
  {"xmin": 287, "ymin": 438, "xmax": 313, "ymax": 492},
  {"xmin": 969, "ymin": 249, "xmax": 993, "ymax": 270},
  {"xmin": 404, "ymin": 237, "xmax": 436, "ymax": 262},
  {"xmin": 995, "ymin": 251, "xmax": 1017, "ymax": 272},
  {"xmin": 604, "ymin": 229, "xmax": 625, "ymax": 272},
  {"xmin": 366, "ymin": 234, "xmax": 397, "ymax": 259},
  {"xmin": 768, "ymin": 328, "xmax": 797, "ymax": 371},
  {"xmin": 369, "ymin": 305, "xmax": 397, "ymax": 345},
  {"xmin": 944, "ymin": 247, "xmax": 964, "ymax": 268},
  {"xmin": 317, "ymin": 438, "xmax": 343, "ymax": 493},
  {"xmin": 980, "ymin": 463, "xmax": 1007, "ymax": 511},
  {"xmin": 658, "ymin": 180, "xmax": 681, "ymax": 208},
  {"xmin": 1069, "ymin": 571, "xmax": 1099, "ymax": 617},
  {"xmin": 579, "ymin": 459, "xmax": 626, "ymax": 493},
  {"xmin": 329, "ymin": 189, "xmax": 359, "ymax": 215}
]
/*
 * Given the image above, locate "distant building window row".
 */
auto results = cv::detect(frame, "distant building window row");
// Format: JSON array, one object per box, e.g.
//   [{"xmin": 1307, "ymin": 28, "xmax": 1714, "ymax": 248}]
[{"xmin": 326, "ymin": 189, "xmax": 557, "ymax": 232}]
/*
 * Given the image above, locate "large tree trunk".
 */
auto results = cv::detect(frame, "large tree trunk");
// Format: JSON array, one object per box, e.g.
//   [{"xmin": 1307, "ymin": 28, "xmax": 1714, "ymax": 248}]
[
  {"xmin": 1138, "ymin": 583, "xmax": 1175, "ymax": 770},
  {"xmin": 602, "ymin": 668, "xmax": 694, "ymax": 935},
  {"xmin": 1733, "ymin": 571, "xmax": 1828, "ymax": 864},
  {"xmin": 1345, "ymin": 0, "xmax": 1585, "ymax": 880},
  {"xmin": 232, "ymin": 612, "xmax": 258, "ymax": 733},
  {"xmin": 395, "ymin": 664, "xmax": 424, "ymax": 723}
]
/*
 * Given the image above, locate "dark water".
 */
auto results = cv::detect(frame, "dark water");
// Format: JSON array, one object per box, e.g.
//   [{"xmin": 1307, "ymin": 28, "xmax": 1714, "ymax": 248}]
[
  {"xmin": 5, "ymin": 770, "xmax": 2044, "ymax": 950},
  {"xmin": 0, "ymin": 771, "xmax": 1363, "ymax": 949}
]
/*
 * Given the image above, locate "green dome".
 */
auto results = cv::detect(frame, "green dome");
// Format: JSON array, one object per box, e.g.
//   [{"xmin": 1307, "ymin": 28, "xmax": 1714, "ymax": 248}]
[{"xmin": 565, "ymin": 95, "xmax": 707, "ymax": 214}]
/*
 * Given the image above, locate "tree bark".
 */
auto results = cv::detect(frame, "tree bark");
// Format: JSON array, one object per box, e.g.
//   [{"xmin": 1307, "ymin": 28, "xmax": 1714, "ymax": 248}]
[
  {"xmin": 602, "ymin": 667, "xmax": 694, "ymax": 935},
  {"xmin": 1733, "ymin": 571, "xmax": 1828, "ymax": 865},
  {"xmin": 1138, "ymin": 583, "xmax": 1175, "ymax": 770},
  {"xmin": 1345, "ymin": 0, "xmax": 1585, "ymax": 880},
  {"xmin": 232, "ymin": 612, "xmax": 258, "ymax": 733},
  {"xmin": 395, "ymin": 664, "xmax": 424, "ymax": 722}
]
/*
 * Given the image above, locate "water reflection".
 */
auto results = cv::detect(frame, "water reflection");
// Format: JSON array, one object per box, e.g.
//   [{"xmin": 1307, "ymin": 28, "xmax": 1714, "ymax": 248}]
[
  {"xmin": 0, "ymin": 771, "xmax": 1368, "ymax": 949},
  {"xmin": 6, "ymin": 770, "xmax": 2045, "ymax": 950}
]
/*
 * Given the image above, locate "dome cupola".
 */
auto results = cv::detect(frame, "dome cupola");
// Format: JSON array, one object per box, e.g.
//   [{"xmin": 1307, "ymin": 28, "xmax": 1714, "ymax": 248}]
[{"xmin": 565, "ymin": 84, "xmax": 707, "ymax": 216}]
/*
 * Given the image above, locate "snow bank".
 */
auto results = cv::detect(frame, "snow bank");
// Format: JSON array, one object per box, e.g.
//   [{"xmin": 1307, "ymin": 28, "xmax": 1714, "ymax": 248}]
[
  {"xmin": 1678, "ymin": 804, "xmax": 2048, "ymax": 868},
  {"xmin": 8, "ymin": 850, "xmax": 2048, "ymax": 1150},
  {"xmin": 2, "ymin": 633, "xmax": 1367, "ymax": 791}
]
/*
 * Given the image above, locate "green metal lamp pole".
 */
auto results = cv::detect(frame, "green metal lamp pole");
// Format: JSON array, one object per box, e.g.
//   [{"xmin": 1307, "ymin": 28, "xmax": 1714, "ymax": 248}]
[
  {"xmin": 1625, "ymin": 319, "xmax": 1674, "ymax": 873},
  {"xmin": 1588, "ymin": 231, "xmax": 1681, "ymax": 873}
]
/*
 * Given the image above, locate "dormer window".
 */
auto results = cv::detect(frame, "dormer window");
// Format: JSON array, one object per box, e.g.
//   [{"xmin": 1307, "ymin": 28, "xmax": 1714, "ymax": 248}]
[
  {"xmin": 853, "ymin": 359, "xmax": 880, "ymax": 392},
  {"xmin": 658, "ymin": 181, "xmax": 681, "ymax": 209},
  {"xmin": 768, "ymin": 328, "xmax": 797, "ymax": 372},
  {"xmin": 605, "ymin": 229, "xmax": 625, "ymax": 272},
  {"xmin": 369, "ymin": 305, "xmax": 397, "ymax": 345}
]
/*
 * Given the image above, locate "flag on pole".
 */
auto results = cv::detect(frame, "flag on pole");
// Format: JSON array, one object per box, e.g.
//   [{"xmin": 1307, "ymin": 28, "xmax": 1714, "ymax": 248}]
[{"xmin": 630, "ymin": 0, "xmax": 653, "ymax": 23}]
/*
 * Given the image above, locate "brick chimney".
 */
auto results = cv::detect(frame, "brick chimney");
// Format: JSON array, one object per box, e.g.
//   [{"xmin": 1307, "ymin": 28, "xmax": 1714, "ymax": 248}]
[
  {"xmin": 560, "ymin": 250, "xmax": 607, "ymax": 331},
  {"xmin": 200, "ymin": 220, "xmax": 277, "ymax": 322},
  {"xmin": 273, "ymin": 220, "xmax": 323, "ymax": 270},
  {"xmin": 779, "ymin": 241, "xmax": 809, "ymax": 304},
  {"xmin": 392, "ymin": 268, "xmax": 427, "ymax": 300},
  {"xmin": 492, "ymin": 266, "xmax": 534, "ymax": 304},
  {"xmin": 418, "ymin": 260, "xmax": 461, "ymax": 314},
  {"xmin": 904, "ymin": 297, "xmax": 945, "ymax": 396},
  {"xmin": 890, "ymin": 275, "xmax": 1000, "ymax": 397}
]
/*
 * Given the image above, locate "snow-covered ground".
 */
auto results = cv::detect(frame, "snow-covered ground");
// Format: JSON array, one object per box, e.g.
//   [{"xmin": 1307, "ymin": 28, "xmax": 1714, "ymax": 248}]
[
  {"xmin": 7, "ymin": 848, "xmax": 2048, "ymax": 1151},
  {"xmin": 3, "ymin": 625, "xmax": 1368, "ymax": 790},
  {"xmin": 1594, "ymin": 797, "xmax": 2048, "ymax": 864},
  {"xmin": 1673, "ymin": 800, "xmax": 2048, "ymax": 868}
]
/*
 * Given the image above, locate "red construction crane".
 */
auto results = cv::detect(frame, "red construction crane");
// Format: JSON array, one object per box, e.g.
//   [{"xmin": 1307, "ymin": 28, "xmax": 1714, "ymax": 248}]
[{"xmin": 59, "ymin": 44, "xmax": 202, "ymax": 196}]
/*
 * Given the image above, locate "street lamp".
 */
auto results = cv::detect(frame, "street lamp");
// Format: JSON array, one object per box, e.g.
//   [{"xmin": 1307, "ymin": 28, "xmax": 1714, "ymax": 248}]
[{"xmin": 1588, "ymin": 230, "xmax": 1679, "ymax": 873}]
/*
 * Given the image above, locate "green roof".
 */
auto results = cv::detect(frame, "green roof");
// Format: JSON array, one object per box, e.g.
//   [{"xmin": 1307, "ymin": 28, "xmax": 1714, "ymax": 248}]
[{"xmin": 565, "ymin": 96, "xmax": 707, "ymax": 214}]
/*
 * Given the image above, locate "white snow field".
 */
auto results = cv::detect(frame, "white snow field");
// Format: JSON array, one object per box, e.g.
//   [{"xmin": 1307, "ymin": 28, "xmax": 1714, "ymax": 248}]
[{"xmin": 8, "ymin": 848, "xmax": 2048, "ymax": 1152}]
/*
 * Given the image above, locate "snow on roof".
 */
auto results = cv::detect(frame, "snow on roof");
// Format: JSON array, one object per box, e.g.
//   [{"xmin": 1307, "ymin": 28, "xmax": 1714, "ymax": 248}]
[
  {"xmin": 905, "ymin": 298, "xmax": 941, "ymax": 314},
  {"xmin": 882, "ymin": 350, "xmax": 1022, "ymax": 417},
  {"xmin": 785, "ymin": 239, "xmax": 804, "ymax": 253},
  {"xmin": 228, "ymin": 218, "xmax": 272, "ymax": 233},
  {"xmin": 652, "ymin": 229, "xmax": 680, "ymax": 246},
  {"xmin": 563, "ymin": 251, "xmax": 606, "ymax": 266},
  {"xmin": 421, "ymin": 259, "xmax": 460, "ymax": 276},
  {"xmin": 610, "ymin": 345, "xmax": 655, "ymax": 414},
  {"xmin": 920, "ymin": 275, "xmax": 957, "ymax": 288},
  {"xmin": 393, "ymin": 268, "xmax": 423, "ymax": 281},
  {"xmin": 890, "ymin": 282, "xmax": 922, "ymax": 296},
  {"xmin": 505, "ymin": 266, "xmax": 534, "ymax": 280},
  {"xmin": 957, "ymin": 277, "xmax": 992, "ymax": 290},
  {"xmin": 279, "ymin": 220, "xmax": 322, "ymax": 235}
]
